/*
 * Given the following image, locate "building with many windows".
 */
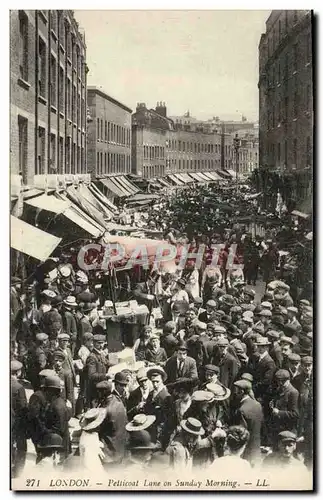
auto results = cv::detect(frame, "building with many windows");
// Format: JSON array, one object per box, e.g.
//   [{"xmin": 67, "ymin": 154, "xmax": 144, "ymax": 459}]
[
  {"xmin": 132, "ymin": 102, "xmax": 234, "ymax": 179},
  {"xmin": 10, "ymin": 9, "xmax": 88, "ymax": 197},
  {"xmin": 258, "ymin": 10, "xmax": 313, "ymax": 197},
  {"xmin": 87, "ymin": 86, "xmax": 132, "ymax": 178}
]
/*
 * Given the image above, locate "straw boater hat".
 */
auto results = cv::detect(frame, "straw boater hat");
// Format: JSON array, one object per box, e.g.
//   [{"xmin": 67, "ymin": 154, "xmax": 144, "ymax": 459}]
[
  {"xmin": 191, "ymin": 390, "xmax": 215, "ymax": 403},
  {"xmin": 180, "ymin": 417, "xmax": 205, "ymax": 436},
  {"xmin": 80, "ymin": 408, "xmax": 107, "ymax": 431},
  {"xmin": 254, "ymin": 336, "xmax": 271, "ymax": 346},
  {"xmin": 63, "ymin": 295, "xmax": 77, "ymax": 307},
  {"xmin": 126, "ymin": 414, "xmax": 156, "ymax": 432},
  {"xmin": 206, "ymin": 383, "xmax": 231, "ymax": 401}
]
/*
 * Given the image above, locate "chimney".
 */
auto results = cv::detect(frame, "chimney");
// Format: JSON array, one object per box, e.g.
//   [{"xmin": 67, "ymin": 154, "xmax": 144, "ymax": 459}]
[
  {"xmin": 136, "ymin": 102, "xmax": 146, "ymax": 111},
  {"xmin": 155, "ymin": 101, "xmax": 167, "ymax": 117}
]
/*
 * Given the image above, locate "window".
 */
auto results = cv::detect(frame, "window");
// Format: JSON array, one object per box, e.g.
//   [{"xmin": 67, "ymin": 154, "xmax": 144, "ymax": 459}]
[
  {"xmin": 278, "ymin": 19, "xmax": 282, "ymax": 41},
  {"xmin": 306, "ymin": 137, "xmax": 312, "ymax": 166},
  {"xmin": 66, "ymin": 78, "xmax": 71, "ymax": 118},
  {"xmin": 77, "ymin": 146, "xmax": 80, "ymax": 174},
  {"xmin": 105, "ymin": 152, "xmax": 107, "ymax": 172},
  {"xmin": 19, "ymin": 11, "xmax": 28, "ymax": 81},
  {"xmin": 183, "ymin": 142, "xmax": 185, "ymax": 152},
  {"xmin": 306, "ymin": 33, "xmax": 311, "ymax": 63},
  {"xmin": 72, "ymin": 85, "xmax": 76, "ymax": 122},
  {"xmin": 65, "ymin": 137, "xmax": 71, "ymax": 173},
  {"xmin": 18, "ymin": 116, "xmax": 27, "ymax": 178},
  {"xmin": 285, "ymin": 11, "xmax": 288, "ymax": 30},
  {"xmin": 108, "ymin": 122, "xmax": 110, "ymax": 142},
  {"xmin": 293, "ymin": 91, "xmax": 298, "ymax": 118},
  {"xmin": 65, "ymin": 23, "xmax": 71, "ymax": 58},
  {"xmin": 59, "ymin": 137, "xmax": 63, "ymax": 173},
  {"xmin": 97, "ymin": 152, "xmax": 100, "ymax": 173},
  {"xmin": 97, "ymin": 118, "xmax": 100, "ymax": 139},
  {"xmin": 293, "ymin": 138, "xmax": 297, "ymax": 166},
  {"xmin": 59, "ymin": 67, "xmax": 64, "ymax": 112},
  {"xmin": 71, "ymin": 143, "xmax": 76, "ymax": 174},
  {"xmin": 50, "ymin": 10, "xmax": 57, "ymax": 33},
  {"xmin": 284, "ymin": 96, "xmax": 289, "ymax": 121},
  {"xmin": 306, "ymin": 84, "xmax": 311, "ymax": 110},
  {"xmin": 38, "ymin": 37, "xmax": 47, "ymax": 97},
  {"xmin": 104, "ymin": 121, "xmax": 107, "ymax": 141},
  {"xmin": 284, "ymin": 54, "xmax": 289, "ymax": 81},
  {"xmin": 49, "ymin": 134, "xmax": 56, "ymax": 171},
  {"xmin": 50, "ymin": 55, "xmax": 57, "ymax": 107},
  {"xmin": 179, "ymin": 159, "xmax": 181, "ymax": 170},
  {"xmin": 293, "ymin": 43, "xmax": 298, "ymax": 72},
  {"xmin": 100, "ymin": 152, "xmax": 103, "ymax": 175},
  {"xmin": 278, "ymin": 142, "xmax": 281, "ymax": 162},
  {"xmin": 293, "ymin": 10, "xmax": 298, "ymax": 24},
  {"xmin": 77, "ymin": 94, "xmax": 80, "ymax": 125},
  {"xmin": 178, "ymin": 140, "xmax": 181, "ymax": 151},
  {"xmin": 278, "ymin": 100, "xmax": 282, "ymax": 122},
  {"xmin": 37, "ymin": 127, "xmax": 46, "ymax": 175},
  {"xmin": 277, "ymin": 62, "xmax": 281, "ymax": 84}
]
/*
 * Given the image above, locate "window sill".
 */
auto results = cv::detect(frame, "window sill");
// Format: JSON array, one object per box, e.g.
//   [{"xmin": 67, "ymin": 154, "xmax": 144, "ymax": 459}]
[
  {"xmin": 60, "ymin": 44, "xmax": 65, "ymax": 54},
  {"xmin": 39, "ymin": 11, "xmax": 47, "ymax": 23},
  {"xmin": 17, "ymin": 77, "xmax": 30, "ymax": 90},
  {"xmin": 51, "ymin": 29, "xmax": 58, "ymax": 42},
  {"xmin": 38, "ymin": 95, "xmax": 47, "ymax": 105},
  {"xmin": 59, "ymin": 112, "xmax": 65, "ymax": 119},
  {"xmin": 67, "ymin": 57, "xmax": 72, "ymax": 66},
  {"xmin": 305, "ymin": 62, "xmax": 311, "ymax": 67},
  {"xmin": 51, "ymin": 105, "xmax": 57, "ymax": 114}
]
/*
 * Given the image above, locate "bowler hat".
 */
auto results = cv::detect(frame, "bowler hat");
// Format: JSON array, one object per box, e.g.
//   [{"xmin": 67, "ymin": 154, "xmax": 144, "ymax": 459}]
[
  {"xmin": 177, "ymin": 340, "xmax": 188, "ymax": 351},
  {"xmin": 128, "ymin": 429, "xmax": 160, "ymax": 450},
  {"xmin": 180, "ymin": 417, "xmax": 205, "ymax": 436},
  {"xmin": 93, "ymin": 334, "xmax": 106, "ymax": 342},
  {"xmin": 38, "ymin": 433, "xmax": 64, "ymax": 450},
  {"xmin": 114, "ymin": 372, "xmax": 129, "ymax": 385},
  {"xmin": 51, "ymin": 295, "xmax": 63, "ymax": 306}
]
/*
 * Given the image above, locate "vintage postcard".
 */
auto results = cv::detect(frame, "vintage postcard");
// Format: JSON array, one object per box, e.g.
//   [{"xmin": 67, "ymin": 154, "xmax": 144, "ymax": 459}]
[{"xmin": 10, "ymin": 9, "xmax": 313, "ymax": 491}]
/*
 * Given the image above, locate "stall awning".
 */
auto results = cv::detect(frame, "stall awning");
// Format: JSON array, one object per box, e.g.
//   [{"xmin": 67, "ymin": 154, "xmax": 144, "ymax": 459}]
[
  {"xmin": 122, "ymin": 176, "xmax": 140, "ymax": 194},
  {"xmin": 89, "ymin": 183, "xmax": 119, "ymax": 213},
  {"xmin": 180, "ymin": 173, "xmax": 194, "ymax": 183},
  {"xmin": 204, "ymin": 171, "xmax": 222, "ymax": 181},
  {"xmin": 167, "ymin": 175, "xmax": 184, "ymax": 186},
  {"xmin": 198, "ymin": 173, "xmax": 211, "ymax": 181},
  {"xmin": 226, "ymin": 169, "xmax": 237, "ymax": 178},
  {"xmin": 99, "ymin": 178, "xmax": 128, "ymax": 198},
  {"xmin": 189, "ymin": 173, "xmax": 203, "ymax": 183},
  {"xmin": 78, "ymin": 184, "xmax": 113, "ymax": 219},
  {"xmin": 11, "ymin": 216, "xmax": 61, "ymax": 261},
  {"xmin": 126, "ymin": 193, "xmax": 160, "ymax": 203},
  {"xmin": 216, "ymin": 169, "xmax": 231, "ymax": 179},
  {"xmin": 25, "ymin": 194, "xmax": 70, "ymax": 213},
  {"xmin": 158, "ymin": 178, "xmax": 173, "ymax": 188},
  {"xmin": 195, "ymin": 172, "xmax": 208, "ymax": 182},
  {"xmin": 66, "ymin": 186, "xmax": 107, "ymax": 227},
  {"xmin": 55, "ymin": 193, "xmax": 104, "ymax": 237},
  {"xmin": 291, "ymin": 210, "xmax": 310, "ymax": 219},
  {"xmin": 174, "ymin": 173, "xmax": 189, "ymax": 184},
  {"xmin": 113, "ymin": 176, "xmax": 134, "ymax": 196}
]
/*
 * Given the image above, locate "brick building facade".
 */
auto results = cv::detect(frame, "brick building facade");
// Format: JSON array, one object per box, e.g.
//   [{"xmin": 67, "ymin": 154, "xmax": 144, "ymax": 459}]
[
  {"xmin": 87, "ymin": 87, "xmax": 132, "ymax": 178},
  {"xmin": 132, "ymin": 103, "xmax": 234, "ymax": 179},
  {"xmin": 10, "ymin": 10, "xmax": 88, "ymax": 189},
  {"xmin": 258, "ymin": 10, "xmax": 313, "ymax": 173}
]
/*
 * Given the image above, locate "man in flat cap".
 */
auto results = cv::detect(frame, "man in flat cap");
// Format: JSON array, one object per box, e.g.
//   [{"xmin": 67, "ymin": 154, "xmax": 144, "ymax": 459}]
[
  {"xmin": 212, "ymin": 337, "xmax": 240, "ymax": 390},
  {"xmin": 269, "ymin": 370, "xmax": 299, "ymax": 442},
  {"xmin": 127, "ymin": 368, "xmax": 153, "ymax": 420},
  {"xmin": 292, "ymin": 356, "xmax": 313, "ymax": 464},
  {"xmin": 52, "ymin": 350, "xmax": 75, "ymax": 415},
  {"xmin": 262, "ymin": 431, "xmax": 307, "ymax": 472},
  {"xmin": 41, "ymin": 295, "xmax": 63, "ymax": 347},
  {"xmin": 267, "ymin": 330, "xmax": 284, "ymax": 369},
  {"xmin": 280, "ymin": 336, "xmax": 295, "ymax": 370},
  {"xmin": 145, "ymin": 367, "xmax": 172, "ymax": 448},
  {"xmin": 165, "ymin": 340, "xmax": 198, "ymax": 384},
  {"xmin": 11, "ymin": 360, "xmax": 27, "ymax": 477},
  {"xmin": 160, "ymin": 322, "xmax": 178, "ymax": 359},
  {"xmin": 287, "ymin": 353, "xmax": 302, "ymax": 381},
  {"xmin": 231, "ymin": 379, "xmax": 263, "ymax": 466},
  {"xmin": 26, "ymin": 332, "xmax": 49, "ymax": 391},
  {"xmin": 85, "ymin": 334, "xmax": 110, "ymax": 408}
]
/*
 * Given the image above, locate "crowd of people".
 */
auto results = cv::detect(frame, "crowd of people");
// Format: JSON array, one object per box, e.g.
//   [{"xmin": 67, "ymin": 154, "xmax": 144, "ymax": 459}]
[{"xmin": 11, "ymin": 181, "xmax": 313, "ymax": 484}]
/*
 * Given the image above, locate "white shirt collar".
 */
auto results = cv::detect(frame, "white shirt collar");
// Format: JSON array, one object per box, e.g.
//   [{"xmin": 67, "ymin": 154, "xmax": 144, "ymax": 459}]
[{"xmin": 258, "ymin": 351, "xmax": 268, "ymax": 361}]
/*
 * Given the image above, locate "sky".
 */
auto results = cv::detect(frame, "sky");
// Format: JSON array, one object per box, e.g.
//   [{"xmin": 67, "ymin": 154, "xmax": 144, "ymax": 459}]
[{"xmin": 74, "ymin": 10, "xmax": 271, "ymax": 121}]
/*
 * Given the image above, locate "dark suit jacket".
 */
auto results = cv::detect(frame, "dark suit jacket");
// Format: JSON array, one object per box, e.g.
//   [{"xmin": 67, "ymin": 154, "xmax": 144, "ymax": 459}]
[
  {"xmin": 145, "ymin": 347, "xmax": 168, "ymax": 365},
  {"xmin": 57, "ymin": 368, "xmax": 75, "ymax": 413},
  {"xmin": 144, "ymin": 386, "xmax": 172, "ymax": 446},
  {"xmin": 269, "ymin": 344, "xmax": 283, "ymax": 369},
  {"xmin": 85, "ymin": 349, "xmax": 110, "ymax": 403},
  {"xmin": 248, "ymin": 352, "xmax": 276, "ymax": 400},
  {"xmin": 165, "ymin": 355, "xmax": 198, "ymax": 384},
  {"xmin": 11, "ymin": 377, "xmax": 28, "ymax": 443},
  {"xmin": 28, "ymin": 389, "xmax": 47, "ymax": 445},
  {"xmin": 127, "ymin": 386, "xmax": 153, "ymax": 420},
  {"xmin": 44, "ymin": 395, "xmax": 71, "ymax": 456},
  {"xmin": 160, "ymin": 333, "xmax": 178, "ymax": 358},
  {"xmin": 99, "ymin": 393, "xmax": 128, "ymax": 462},
  {"xmin": 271, "ymin": 382, "xmax": 299, "ymax": 434},
  {"xmin": 232, "ymin": 396, "xmax": 264, "ymax": 464},
  {"xmin": 62, "ymin": 310, "xmax": 77, "ymax": 342},
  {"xmin": 213, "ymin": 351, "xmax": 240, "ymax": 389},
  {"xmin": 41, "ymin": 308, "xmax": 63, "ymax": 339}
]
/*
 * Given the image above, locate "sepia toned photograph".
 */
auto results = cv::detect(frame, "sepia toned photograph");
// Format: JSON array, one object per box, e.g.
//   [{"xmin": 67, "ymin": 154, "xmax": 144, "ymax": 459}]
[{"xmin": 10, "ymin": 8, "xmax": 314, "ymax": 491}]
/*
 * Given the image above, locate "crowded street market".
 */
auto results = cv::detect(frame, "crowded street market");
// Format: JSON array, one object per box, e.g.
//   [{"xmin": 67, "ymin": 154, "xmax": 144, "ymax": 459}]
[{"xmin": 10, "ymin": 175, "xmax": 313, "ymax": 483}]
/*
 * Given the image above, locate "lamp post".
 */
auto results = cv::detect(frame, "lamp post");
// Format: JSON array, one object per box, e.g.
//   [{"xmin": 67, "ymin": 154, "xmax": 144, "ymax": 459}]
[{"xmin": 233, "ymin": 133, "xmax": 241, "ymax": 194}]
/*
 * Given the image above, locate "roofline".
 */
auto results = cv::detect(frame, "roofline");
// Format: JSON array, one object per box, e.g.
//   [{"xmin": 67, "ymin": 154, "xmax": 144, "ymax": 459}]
[{"xmin": 87, "ymin": 87, "xmax": 132, "ymax": 113}]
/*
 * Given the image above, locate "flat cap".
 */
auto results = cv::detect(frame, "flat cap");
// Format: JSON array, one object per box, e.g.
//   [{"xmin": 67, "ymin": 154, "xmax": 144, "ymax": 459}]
[
  {"xmin": 41, "ymin": 289, "xmax": 57, "ymax": 298},
  {"xmin": 275, "ymin": 369, "xmax": 290, "ymax": 380},
  {"xmin": 278, "ymin": 431, "xmax": 297, "ymax": 442},
  {"xmin": 230, "ymin": 306, "xmax": 242, "ymax": 314},
  {"xmin": 11, "ymin": 360, "xmax": 23, "ymax": 372},
  {"xmin": 288, "ymin": 353, "xmax": 301, "ymax": 363},
  {"xmin": 266, "ymin": 329, "xmax": 280, "ymax": 340},
  {"xmin": 82, "ymin": 332, "xmax": 94, "ymax": 341},
  {"xmin": 302, "ymin": 356, "xmax": 313, "ymax": 364},
  {"xmin": 261, "ymin": 301, "xmax": 273, "ymax": 310},
  {"xmin": 280, "ymin": 336, "xmax": 295, "ymax": 346},
  {"xmin": 253, "ymin": 324, "xmax": 265, "ymax": 335},
  {"xmin": 217, "ymin": 337, "xmax": 229, "ymax": 347},
  {"xmin": 287, "ymin": 306, "xmax": 298, "ymax": 314},
  {"xmin": 93, "ymin": 334, "xmax": 106, "ymax": 342},
  {"xmin": 241, "ymin": 373, "xmax": 254, "ymax": 382},
  {"xmin": 206, "ymin": 300, "xmax": 217, "ymax": 308},
  {"xmin": 300, "ymin": 299, "xmax": 311, "ymax": 306},
  {"xmin": 204, "ymin": 364, "xmax": 220, "ymax": 374},
  {"xmin": 234, "ymin": 379, "xmax": 252, "ymax": 391},
  {"xmin": 36, "ymin": 333, "xmax": 48, "ymax": 342},
  {"xmin": 57, "ymin": 333, "xmax": 70, "ymax": 340},
  {"xmin": 259, "ymin": 309, "xmax": 272, "ymax": 317},
  {"xmin": 212, "ymin": 325, "xmax": 227, "ymax": 334},
  {"xmin": 96, "ymin": 380, "xmax": 113, "ymax": 391},
  {"xmin": 244, "ymin": 289, "xmax": 255, "ymax": 298},
  {"xmin": 52, "ymin": 350, "xmax": 65, "ymax": 361}
]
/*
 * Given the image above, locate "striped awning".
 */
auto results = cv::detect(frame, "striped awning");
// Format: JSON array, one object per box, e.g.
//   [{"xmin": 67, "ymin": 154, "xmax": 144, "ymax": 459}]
[{"xmin": 11, "ymin": 216, "xmax": 61, "ymax": 261}]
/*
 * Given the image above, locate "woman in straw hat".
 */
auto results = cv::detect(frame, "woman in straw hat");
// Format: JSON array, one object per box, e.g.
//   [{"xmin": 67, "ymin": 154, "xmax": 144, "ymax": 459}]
[{"xmin": 78, "ymin": 408, "xmax": 107, "ymax": 473}]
